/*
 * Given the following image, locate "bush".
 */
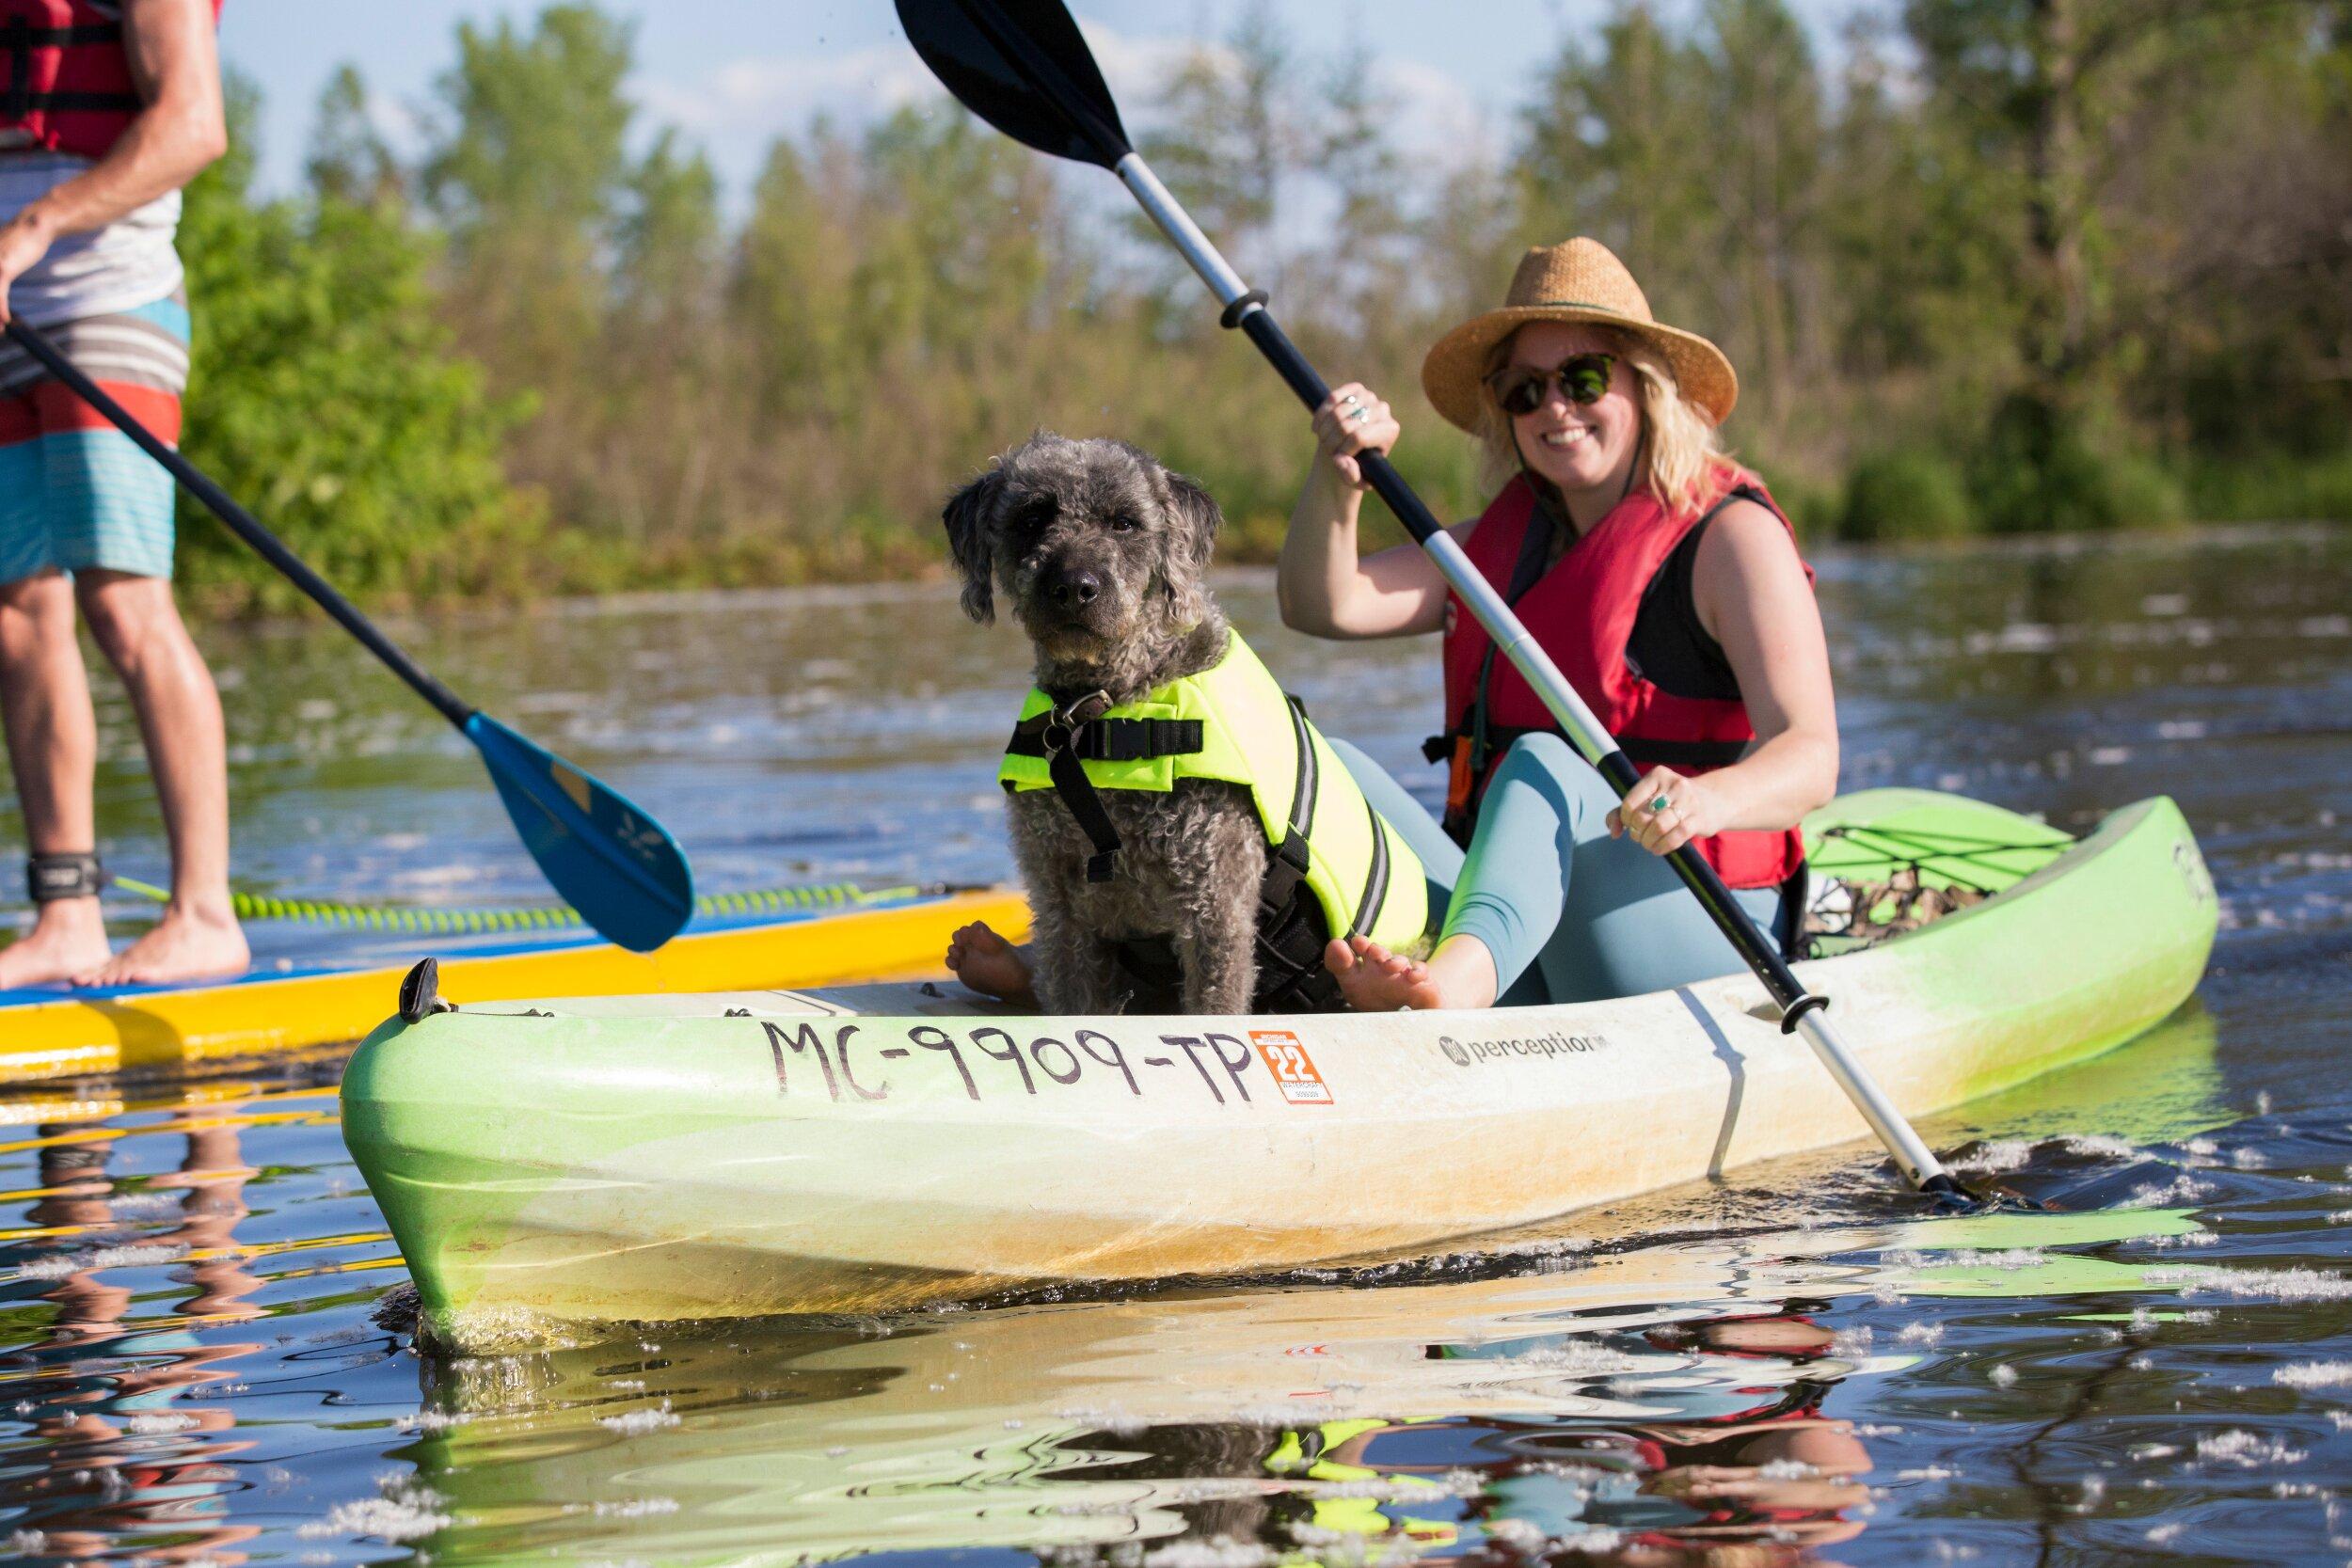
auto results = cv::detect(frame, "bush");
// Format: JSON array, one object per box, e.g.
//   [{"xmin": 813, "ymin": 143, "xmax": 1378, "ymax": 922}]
[
  {"xmin": 174, "ymin": 97, "xmax": 533, "ymax": 610},
  {"xmin": 2181, "ymin": 450, "xmax": 2352, "ymax": 524},
  {"xmin": 1966, "ymin": 394, "xmax": 2185, "ymax": 534},
  {"xmin": 1839, "ymin": 448, "xmax": 1974, "ymax": 541},
  {"xmin": 1740, "ymin": 455, "xmax": 1844, "ymax": 543}
]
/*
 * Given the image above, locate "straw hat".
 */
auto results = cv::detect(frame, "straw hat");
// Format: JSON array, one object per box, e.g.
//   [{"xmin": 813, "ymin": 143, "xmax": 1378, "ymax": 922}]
[{"xmin": 1421, "ymin": 238, "xmax": 1739, "ymax": 432}]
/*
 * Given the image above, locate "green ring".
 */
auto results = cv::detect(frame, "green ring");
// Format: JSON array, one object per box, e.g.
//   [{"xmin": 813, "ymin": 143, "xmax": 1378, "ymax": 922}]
[{"xmin": 1650, "ymin": 794, "xmax": 1671, "ymax": 814}]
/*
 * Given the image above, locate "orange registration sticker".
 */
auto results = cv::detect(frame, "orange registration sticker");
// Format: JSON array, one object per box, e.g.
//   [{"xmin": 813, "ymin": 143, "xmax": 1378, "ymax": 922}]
[{"xmin": 1251, "ymin": 1030, "xmax": 1333, "ymax": 1105}]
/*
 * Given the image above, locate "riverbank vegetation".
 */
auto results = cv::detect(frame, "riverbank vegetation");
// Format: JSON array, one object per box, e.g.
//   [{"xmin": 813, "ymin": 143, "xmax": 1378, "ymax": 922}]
[{"xmin": 181, "ymin": 1, "xmax": 2352, "ymax": 605}]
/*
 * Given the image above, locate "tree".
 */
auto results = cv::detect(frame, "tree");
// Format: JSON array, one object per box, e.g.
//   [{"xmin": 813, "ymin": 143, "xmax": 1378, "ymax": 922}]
[
  {"xmin": 731, "ymin": 132, "xmax": 860, "ymax": 423},
  {"xmin": 1518, "ymin": 4, "xmax": 1717, "ymax": 310},
  {"xmin": 1135, "ymin": 0, "xmax": 1298, "ymax": 296},
  {"xmin": 421, "ymin": 4, "xmax": 635, "ymax": 444},
  {"xmin": 307, "ymin": 65, "xmax": 404, "ymax": 211},
  {"xmin": 177, "ymin": 79, "xmax": 531, "ymax": 605},
  {"xmin": 1693, "ymin": 0, "xmax": 1829, "ymax": 435}
]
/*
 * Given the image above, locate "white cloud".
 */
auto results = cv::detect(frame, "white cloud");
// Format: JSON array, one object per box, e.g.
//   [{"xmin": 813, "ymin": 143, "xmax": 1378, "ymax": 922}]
[{"xmin": 634, "ymin": 41, "xmax": 943, "ymax": 144}]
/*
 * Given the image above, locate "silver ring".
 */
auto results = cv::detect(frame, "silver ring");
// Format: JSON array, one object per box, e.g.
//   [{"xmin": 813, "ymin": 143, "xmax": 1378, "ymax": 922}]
[{"xmin": 1350, "ymin": 405, "xmax": 1374, "ymax": 422}]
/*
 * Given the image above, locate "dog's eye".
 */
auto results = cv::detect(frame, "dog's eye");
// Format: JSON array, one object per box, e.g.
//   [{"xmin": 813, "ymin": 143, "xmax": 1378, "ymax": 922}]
[
  {"xmin": 1107, "ymin": 515, "xmax": 1140, "ymax": 533},
  {"xmin": 1013, "ymin": 500, "xmax": 1055, "ymax": 533}
]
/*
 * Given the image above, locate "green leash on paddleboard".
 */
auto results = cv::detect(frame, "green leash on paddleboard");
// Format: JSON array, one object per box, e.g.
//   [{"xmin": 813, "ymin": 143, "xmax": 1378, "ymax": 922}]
[{"xmin": 103, "ymin": 875, "xmax": 914, "ymax": 937}]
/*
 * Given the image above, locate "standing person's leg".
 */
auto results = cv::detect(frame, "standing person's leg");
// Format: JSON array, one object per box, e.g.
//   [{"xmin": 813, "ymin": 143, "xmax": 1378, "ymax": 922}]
[
  {"xmin": 24, "ymin": 297, "xmax": 244, "ymax": 985},
  {"xmin": 0, "ymin": 571, "xmax": 113, "ymax": 985},
  {"xmin": 73, "ymin": 570, "xmax": 242, "ymax": 984}
]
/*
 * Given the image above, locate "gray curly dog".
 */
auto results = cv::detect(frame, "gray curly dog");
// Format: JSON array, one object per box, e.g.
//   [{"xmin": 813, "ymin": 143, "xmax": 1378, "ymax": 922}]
[{"xmin": 944, "ymin": 433, "xmax": 1278, "ymax": 1016}]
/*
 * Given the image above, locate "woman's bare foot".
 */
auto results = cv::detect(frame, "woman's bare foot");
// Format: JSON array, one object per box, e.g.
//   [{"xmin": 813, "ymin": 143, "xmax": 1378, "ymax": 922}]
[
  {"xmin": 1324, "ymin": 933, "xmax": 1499, "ymax": 1012},
  {"xmin": 0, "ymin": 899, "xmax": 114, "ymax": 989},
  {"xmin": 72, "ymin": 904, "xmax": 247, "ymax": 989},
  {"xmin": 946, "ymin": 920, "xmax": 1038, "ymax": 1006}
]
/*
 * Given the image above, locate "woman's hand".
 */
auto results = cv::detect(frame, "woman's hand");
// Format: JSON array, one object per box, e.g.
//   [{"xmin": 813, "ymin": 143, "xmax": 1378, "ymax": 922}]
[
  {"xmin": 1607, "ymin": 767, "xmax": 1727, "ymax": 858},
  {"xmin": 1309, "ymin": 382, "xmax": 1401, "ymax": 491},
  {"xmin": 0, "ymin": 208, "xmax": 58, "ymax": 326}
]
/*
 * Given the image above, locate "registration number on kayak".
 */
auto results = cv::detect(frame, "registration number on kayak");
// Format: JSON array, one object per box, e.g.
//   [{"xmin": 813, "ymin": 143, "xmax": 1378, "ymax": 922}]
[{"xmin": 756, "ymin": 1019, "xmax": 1336, "ymax": 1107}]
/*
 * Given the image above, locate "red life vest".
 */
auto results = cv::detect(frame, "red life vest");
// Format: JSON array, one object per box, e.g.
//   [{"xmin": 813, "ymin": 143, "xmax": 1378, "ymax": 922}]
[
  {"xmin": 0, "ymin": 1, "xmax": 221, "ymax": 161},
  {"xmin": 1437, "ymin": 464, "xmax": 1812, "ymax": 890}
]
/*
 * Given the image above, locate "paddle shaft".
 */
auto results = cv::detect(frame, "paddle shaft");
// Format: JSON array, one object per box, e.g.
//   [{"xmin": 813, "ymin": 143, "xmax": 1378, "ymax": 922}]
[
  {"xmin": 1116, "ymin": 154, "xmax": 1958, "ymax": 1195},
  {"xmin": 4, "ymin": 318, "xmax": 475, "ymax": 730}
]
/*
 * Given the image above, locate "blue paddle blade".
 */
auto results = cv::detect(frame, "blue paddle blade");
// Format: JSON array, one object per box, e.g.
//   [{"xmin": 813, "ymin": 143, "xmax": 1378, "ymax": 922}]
[{"xmin": 463, "ymin": 713, "xmax": 694, "ymax": 952}]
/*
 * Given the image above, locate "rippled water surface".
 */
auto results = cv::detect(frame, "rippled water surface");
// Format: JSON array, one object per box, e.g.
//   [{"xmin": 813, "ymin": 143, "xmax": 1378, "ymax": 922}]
[{"xmin": 2, "ymin": 526, "xmax": 2348, "ymax": 1565}]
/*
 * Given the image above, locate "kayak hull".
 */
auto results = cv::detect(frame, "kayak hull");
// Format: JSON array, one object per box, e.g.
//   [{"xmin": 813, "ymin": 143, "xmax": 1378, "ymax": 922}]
[{"xmin": 340, "ymin": 791, "xmax": 2218, "ymax": 1350}]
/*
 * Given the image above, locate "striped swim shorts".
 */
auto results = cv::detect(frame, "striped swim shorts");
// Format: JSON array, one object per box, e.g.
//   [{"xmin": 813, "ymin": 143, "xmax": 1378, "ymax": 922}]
[{"xmin": 0, "ymin": 293, "xmax": 190, "ymax": 584}]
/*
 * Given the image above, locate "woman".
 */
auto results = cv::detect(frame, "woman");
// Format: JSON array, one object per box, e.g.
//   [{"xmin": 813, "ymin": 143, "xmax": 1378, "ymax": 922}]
[{"xmin": 1285, "ymin": 238, "xmax": 1837, "ymax": 1012}]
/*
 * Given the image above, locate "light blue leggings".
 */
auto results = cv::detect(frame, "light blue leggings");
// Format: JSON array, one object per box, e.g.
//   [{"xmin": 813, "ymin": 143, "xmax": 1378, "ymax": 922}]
[{"xmin": 1329, "ymin": 734, "xmax": 1787, "ymax": 1006}]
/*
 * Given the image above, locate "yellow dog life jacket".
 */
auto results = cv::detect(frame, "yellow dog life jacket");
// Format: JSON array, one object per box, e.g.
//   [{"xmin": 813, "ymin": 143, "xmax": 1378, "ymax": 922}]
[{"xmin": 999, "ymin": 630, "xmax": 1427, "ymax": 1012}]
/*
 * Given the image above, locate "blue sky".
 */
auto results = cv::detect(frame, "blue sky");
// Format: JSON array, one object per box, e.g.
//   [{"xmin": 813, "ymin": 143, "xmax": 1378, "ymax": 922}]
[{"xmin": 219, "ymin": 1, "xmax": 1881, "ymax": 200}]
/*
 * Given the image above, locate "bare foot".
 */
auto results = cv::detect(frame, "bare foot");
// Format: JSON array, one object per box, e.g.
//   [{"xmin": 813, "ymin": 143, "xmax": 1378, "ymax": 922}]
[
  {"xmin": 946, "ymin": 920, "xmax": 1037, "ymax": 1006},
  {"xmin": 1324, "ymin": 934, "xmax": 1450, "ymax": 1012},
  {"xmin": 72, "ymin": 904, "xmax": 247, "ymax": 989},
  {"xmin": 0, "ymin": 899, "xmax": 115, "ymax": 989}
]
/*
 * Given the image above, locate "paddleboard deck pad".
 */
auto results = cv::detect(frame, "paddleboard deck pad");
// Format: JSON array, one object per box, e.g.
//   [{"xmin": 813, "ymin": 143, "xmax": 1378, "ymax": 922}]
[{"xmin": 339, "ymin": 790, "xmax": 2219, "ymax": 1349}]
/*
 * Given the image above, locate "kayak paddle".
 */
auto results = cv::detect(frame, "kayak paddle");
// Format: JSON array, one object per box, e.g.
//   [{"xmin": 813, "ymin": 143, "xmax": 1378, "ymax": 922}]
[
  {"xmin": 3, "ymin": 318, "xmax": 693, "ymax": 954},
  {"xmin": 896, "ymin": 0, "xmax": 1979, "ymax": 1205}
]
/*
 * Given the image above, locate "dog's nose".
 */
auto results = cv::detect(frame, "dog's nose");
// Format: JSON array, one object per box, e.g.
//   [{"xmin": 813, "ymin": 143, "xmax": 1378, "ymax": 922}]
[{"xmin": 1052, "ymin": 570, "xmax": 1101, "ymax": 608}]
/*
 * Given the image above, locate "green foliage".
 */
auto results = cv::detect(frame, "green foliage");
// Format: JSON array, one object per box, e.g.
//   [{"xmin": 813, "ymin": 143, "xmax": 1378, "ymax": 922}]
[
  {"xmin": 2181, "ymin": 451, "xmax": 2352, "ymax": 525},
  {"xmin": 1840, "ymin": 449, "xmax": 1974, "ymax": 541},
  {"xmin": 1966, "ymin": 396, "xmax": 2184, "ymax": 534},
  {"xmin": 174, "ymin": 79, "xmax": 532, "ymax": 607}
]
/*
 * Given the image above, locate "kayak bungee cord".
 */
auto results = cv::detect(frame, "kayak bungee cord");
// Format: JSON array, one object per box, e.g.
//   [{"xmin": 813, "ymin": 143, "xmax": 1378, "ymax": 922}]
[
  {"xmin": 895, "ymin": 0, "xmax": 1990, "ymax": 1207},
  {"xmin": 1812, "ymin": 822, "xmax": 2073, "ymax": 895},
  {"xmin": 103, "ymin": 875, "xmax": 917, "ymax": 936},
  {"xmin": 2, "ymin": 320, "xmax": 695, "ymax": 955}
]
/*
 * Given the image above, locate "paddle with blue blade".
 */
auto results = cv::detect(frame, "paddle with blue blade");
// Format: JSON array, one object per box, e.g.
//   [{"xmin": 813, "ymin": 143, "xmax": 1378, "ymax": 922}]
[
  {"xmin": 897, "ymin": 0, "xmax": 1989, "ymax": 1206},
  {"xmin": 3, "ymin": 318, "xmax": 693, "ymax": 954}
]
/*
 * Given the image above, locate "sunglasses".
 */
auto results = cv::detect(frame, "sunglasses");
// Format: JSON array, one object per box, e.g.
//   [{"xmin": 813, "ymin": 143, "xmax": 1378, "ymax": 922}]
[{"xmin": 1486, "ymin": 354, "xmax": 1617, "ymax": 417}]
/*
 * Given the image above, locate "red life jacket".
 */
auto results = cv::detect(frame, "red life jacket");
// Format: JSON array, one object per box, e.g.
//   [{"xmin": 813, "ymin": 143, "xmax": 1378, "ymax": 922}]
[
  {"xmin": 1436, "ymin": 464, "xmax": 1812, "ymax": 890},
  {"xmin": 0, "ymin": 1, "xmax": 221, "ymax": 161}
]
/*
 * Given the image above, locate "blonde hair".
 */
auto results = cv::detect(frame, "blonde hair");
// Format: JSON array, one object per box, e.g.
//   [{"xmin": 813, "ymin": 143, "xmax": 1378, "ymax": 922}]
[{"xmin": 1474, "ymin": 325, "xmax": 1737, "ymax": 516}]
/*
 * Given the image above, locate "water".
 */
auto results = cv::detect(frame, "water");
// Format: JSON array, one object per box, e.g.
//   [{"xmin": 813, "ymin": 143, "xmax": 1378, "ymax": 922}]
[{"xmin": 1, "ymin": 525, "xmax": 2347, "ymax": 1564}]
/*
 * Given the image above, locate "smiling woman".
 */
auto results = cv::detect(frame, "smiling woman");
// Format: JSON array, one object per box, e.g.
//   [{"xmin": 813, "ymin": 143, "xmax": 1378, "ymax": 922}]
[{"xmin": 1277, "ymin": 237, "xmax": 1838, "ymax": 1014}]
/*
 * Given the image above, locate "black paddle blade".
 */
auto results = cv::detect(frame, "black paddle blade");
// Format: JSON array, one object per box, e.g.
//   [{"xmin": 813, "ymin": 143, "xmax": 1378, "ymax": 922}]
[{"xmin": 897, "ymin": 0, "xmax": 1131, "ymax": 167}]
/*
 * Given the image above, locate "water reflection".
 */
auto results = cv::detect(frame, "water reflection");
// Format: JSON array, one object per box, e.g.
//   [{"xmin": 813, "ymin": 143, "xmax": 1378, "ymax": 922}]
[
  {"xmin": 0, "ymin": 1063, "xmax": 397, "ymax": 1563},
  {"xmin": 5, "ymin": 1099, "xmax": 266, "ymax": 1561},
  {"xmin": 394, "ymin": 1201, "xmax": 2217, "ymax": 1564}
]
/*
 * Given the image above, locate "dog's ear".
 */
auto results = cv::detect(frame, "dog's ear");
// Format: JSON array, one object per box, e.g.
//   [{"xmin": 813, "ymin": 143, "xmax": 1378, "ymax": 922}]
[
  {"xmin": 1158, "ymin": 467, "xmax": 1223, "ymax": 628},
  {"xmin": 942, "ymin": 467, "xmax": 1004, "ymax": 625}
]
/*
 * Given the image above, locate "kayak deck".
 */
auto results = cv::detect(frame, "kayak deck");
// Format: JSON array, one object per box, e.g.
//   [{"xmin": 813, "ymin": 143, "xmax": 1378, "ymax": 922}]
[
  {"xmin": 0, "ymin": 885, "xmax": 1028, "ymax": 1085},
  {"xmin": 341, "ymin": 790, "xmax": 2219, "ymax": 1349}
]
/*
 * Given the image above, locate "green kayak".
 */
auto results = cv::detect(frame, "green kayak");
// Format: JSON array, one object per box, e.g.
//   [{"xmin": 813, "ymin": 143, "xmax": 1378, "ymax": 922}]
[{"xmin": 342, "ymin": 788, "xmax": 2218, "ymax": 1351}]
